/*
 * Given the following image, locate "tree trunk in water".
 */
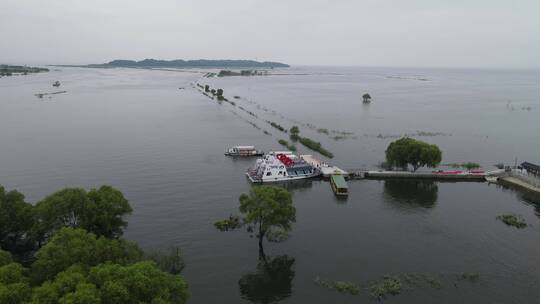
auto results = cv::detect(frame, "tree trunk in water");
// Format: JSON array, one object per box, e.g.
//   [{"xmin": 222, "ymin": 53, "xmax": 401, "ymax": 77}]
[{"xmin": 258, "ymin": 232, "xmax": 267, "ymax": 263}]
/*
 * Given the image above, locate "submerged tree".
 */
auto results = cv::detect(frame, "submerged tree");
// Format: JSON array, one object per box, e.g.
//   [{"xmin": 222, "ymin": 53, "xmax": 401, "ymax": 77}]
[
  {"xmin": 385, "ymin": 137, "xmax": 442, "ymax": 171},
  {"xmin": 362, "ymin": 93, "xmax": 372, "ymax": 103},
  {"xmin": 215, "ymin": 186, "xmax": 296, "ymax": 259},
  {"xmin": 0, "ymin": 186, "xmax": 34, "ymax": 252},
  {"xmin": 240, "ymin": 187, "xmax": 296, "ymax": 259}
]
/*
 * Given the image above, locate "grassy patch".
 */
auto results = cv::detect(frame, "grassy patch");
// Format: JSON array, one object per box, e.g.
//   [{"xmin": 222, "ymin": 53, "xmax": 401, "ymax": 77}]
[{"xmin": 496, "ymin": 214, "xmax": 527, "ymax": 229}]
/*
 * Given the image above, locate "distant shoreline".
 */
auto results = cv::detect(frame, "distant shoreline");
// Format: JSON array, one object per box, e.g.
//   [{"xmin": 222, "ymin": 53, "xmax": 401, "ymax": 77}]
[{"xmin": 54, "ymin": 58, "xmax": 290, "ymax": 69}]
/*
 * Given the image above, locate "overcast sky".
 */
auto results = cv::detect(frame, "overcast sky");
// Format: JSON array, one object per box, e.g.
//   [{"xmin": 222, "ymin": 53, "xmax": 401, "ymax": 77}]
[{"xmin": 1, "ymin": 0, "xmax": 539, "ymax": 68}]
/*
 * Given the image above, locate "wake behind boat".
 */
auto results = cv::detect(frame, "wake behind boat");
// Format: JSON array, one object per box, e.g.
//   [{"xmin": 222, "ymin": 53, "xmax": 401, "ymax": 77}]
[{"xmin": 246, "ymin": 151, "xmax": 320, "ymax": 183}]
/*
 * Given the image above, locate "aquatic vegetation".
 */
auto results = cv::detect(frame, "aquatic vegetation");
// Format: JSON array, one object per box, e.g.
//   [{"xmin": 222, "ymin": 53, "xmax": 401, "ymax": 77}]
[
  {"xmin": 234, "ymin": 95, "xmax": 240, "ymax": 99},
  {"xmin": 459, "ymin": 272, "xmax": 480, "ymax": 282},
  {"xmin": 369, "ymin": 275, "xmax": 401, "ymax": 300},
  {"xmin": 278, "ymin": 139, "xmax": 297, "ymax": 152},
  {"xmin": 299, "ymin": 137, "xmax": 333, "ymax": 158},
  {"xmin": 267, "ymin": 121, "xmax": 286, "ymax": 132},
  {"xmin": 496, "ymin": 214, "xmax": 527, "ymax": 229},
  {"xmin": 317, "ymin": 128, "xmax": 329, "ymax": 135},
  {"xmin": 214, "ymin": 215, "xmax": 242, "ymax": 231},
  {"xmin": 204, "ymin": 85, "xmax": 210, "ymax": 92},
  {"xmin": 314, "ymin": 277, "xmax": 359, "ymax": 295},
  {"xmin": 495, "ymin": 163, "xmax": 505, "ymax": 169},
  {"xmin": 289, "ymin": 126, "xmax": 300, "ymax": 135}
]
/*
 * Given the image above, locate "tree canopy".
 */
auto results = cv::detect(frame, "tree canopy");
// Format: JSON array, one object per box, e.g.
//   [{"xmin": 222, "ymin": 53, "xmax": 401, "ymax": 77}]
[
  {"xmin": 31, "ymin": 262, "xmax": 189, "ymax": 304},
  {"xmin": 33, "ymin": 185, "xmax": 132, "ymax": 243},
  {"xmin": 31, "ymin": 227, "xmax": 143, "ymax": 284},
  {"xmin": 385, "ymin": 137, "xmax": 442, "ymax": 171},
  {"xmin": 0, "ymin": 184, "xmax": 190, "ymax": 304},
  {"xmin": 239, "ymin": 186, "xmax": 296, "ymax": 257},
  {"xmin": 0, "ymin": 186, "xmax": 34, "ymax": 251}
]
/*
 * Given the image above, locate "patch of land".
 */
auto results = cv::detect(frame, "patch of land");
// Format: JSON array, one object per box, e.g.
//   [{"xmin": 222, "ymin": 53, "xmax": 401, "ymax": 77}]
[{"xmin": 60, "ymin": 59, "xmax": 289, "ymax": 69}]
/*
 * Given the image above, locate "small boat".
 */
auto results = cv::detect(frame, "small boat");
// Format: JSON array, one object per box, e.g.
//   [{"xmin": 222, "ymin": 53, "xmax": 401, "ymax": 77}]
[
  {"xmin": 330, "ymin": 174, "xmax": 349, "ymax": 196},
  {"xmin": 246, "ymin": 151, "xmax": 320, "ymax": 183},
  {"xmin": 52, "ymin": 81, "xmax": 61, "ymax": 87},
  {"xmin": 225, "ymin": 146, "xmax": 264, "ymax": 157}
]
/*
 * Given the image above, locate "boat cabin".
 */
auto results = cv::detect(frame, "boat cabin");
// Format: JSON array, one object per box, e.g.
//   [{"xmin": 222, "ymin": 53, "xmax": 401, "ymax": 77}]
[
  {"xmin": 225, "ymin": 146, "xmax": 264, "ymax": 157},
  {"xmin": 330, "ymin": 174, "xmax": 348, "ymax": 196}
]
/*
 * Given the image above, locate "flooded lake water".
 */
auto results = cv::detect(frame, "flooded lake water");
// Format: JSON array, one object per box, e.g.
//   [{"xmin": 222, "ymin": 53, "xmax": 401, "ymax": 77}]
[{"xmin": 1, "ymin": 66, "xmax": 539, "ymax": 303}]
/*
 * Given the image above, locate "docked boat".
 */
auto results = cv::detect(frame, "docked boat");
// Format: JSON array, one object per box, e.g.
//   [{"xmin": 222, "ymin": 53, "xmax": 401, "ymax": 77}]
[
  {"xmin": 246, "ymin": 151, "xmax": 320, "ymax": 183},
  {"xmin": 330, "ymin": 174, "xmax": 349, "ymax": 196},
  {"xmin": 225, "ymin": 146, "xmax": 264, "ymax": 157}
]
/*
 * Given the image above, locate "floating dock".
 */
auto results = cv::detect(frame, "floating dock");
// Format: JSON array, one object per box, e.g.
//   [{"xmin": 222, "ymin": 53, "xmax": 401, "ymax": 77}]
[{"xmin": 301, "ymin": 155, "xmax": 348, "ymax": 177}]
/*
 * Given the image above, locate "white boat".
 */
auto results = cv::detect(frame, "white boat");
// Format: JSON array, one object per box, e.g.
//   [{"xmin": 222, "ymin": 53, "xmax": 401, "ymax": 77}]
[
  {"xmin": 225, "ymin": 145, "xmax": 264, "ymax": 157},
  {"xmin": 246, "ymin": 151, "xmax": 320, "ymax": 183}
]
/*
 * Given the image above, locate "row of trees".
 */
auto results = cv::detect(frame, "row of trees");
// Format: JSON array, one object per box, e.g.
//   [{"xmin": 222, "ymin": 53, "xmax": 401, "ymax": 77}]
[{"xmin": 0, "ymin": 185, "xmax": 189, "ymax": 303}]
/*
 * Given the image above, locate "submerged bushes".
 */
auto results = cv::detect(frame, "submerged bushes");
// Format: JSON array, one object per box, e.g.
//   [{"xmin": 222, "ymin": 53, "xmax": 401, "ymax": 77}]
[
  {"xmin": 496, "ymin": 214, "xmax": 527, "ymax": 228},
  {"xmin": 298, "ymin": 137, "xmax": 333, "ymax": 158}
]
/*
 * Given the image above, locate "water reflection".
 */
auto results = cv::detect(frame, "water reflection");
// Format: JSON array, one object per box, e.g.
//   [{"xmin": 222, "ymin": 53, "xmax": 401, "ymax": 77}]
[
  {"xmin": 383, "ymin": 180, "xmax": 438, "ymax": 208},
  {"xmin": 238, "ymin": 255, "xmax": 295, "ymax": 304},
  {"xmin": 495, "ymin": 181, "xmax": 540, "ymax": 217}
]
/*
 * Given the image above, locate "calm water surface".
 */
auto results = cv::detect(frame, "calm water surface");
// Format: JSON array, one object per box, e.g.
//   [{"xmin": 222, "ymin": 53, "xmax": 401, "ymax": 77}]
[{"xmin": 1, "ymin": 66, "xmax": 539, "ymax": 303}]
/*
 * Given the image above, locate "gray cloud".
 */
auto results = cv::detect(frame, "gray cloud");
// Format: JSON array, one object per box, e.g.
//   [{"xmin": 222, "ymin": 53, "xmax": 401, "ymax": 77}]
[{"xmin": 1, "ymin": 0, "xmax": 539, "ymax": 68}]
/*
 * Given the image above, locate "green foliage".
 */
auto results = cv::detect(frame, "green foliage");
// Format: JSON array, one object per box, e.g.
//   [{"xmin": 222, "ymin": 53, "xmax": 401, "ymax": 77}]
[
  {"xmin": 278, "ymin": 139, "xmax": 289, "ymax": 146},
  {"xmin": 216, "ymin": 89, "xmax": 223, "ymax": 96},
  {"xmin": 214, "ymin": 215, "xmax": 242, "ymax": 232},
  {"xmin": 298, "ymin": 137, "xmax": 334, "ymax": 158},
  {"xmin": 369, "ymin": 275, "xmax": 401, "ymax": 299},
  {"xmin": 239, "ymin": 187, "xmax": 295, "ymax": 251},
  {"xmin": 34, "ymin": 186, "xmax": 132, "ymax": 242},
  {"xmin": 204, "ymin": 85, "xmax": 209, "ymax": 92},
  {"xmin": 385, "ymin": 137, "xmax": 442, "ymax": 171},
  {"xmin": 0, "ymin": 250, "xmax": 12, "ymax": 267},
  {"xmin": 314, "ymin": 277, "xmax": 359, "ymax": 295},
  {"xmin": 289, "ymin": 126, "xmax": 300, "ymax": 135},
  {"xmin": 496, "ymin": 214, "xmax": 527, "ymax": 229},
  {"xmin": 32, "ymin": 262, "xmax": 189, "ymax": 304},
  {"xmin": 0, "ymin": 186, "xmax": 34, "ymax": 250},
  {"xmin": 31, "ymin": 227, "xmax": 143, "ymax": 284},
  {"xmin": 0, "ymin": 263, "xmax": 31, "ymax": 304},
  {"xmin": 316, "ymin": 128, "xmax": 329, "ymax": 135},
  {"xmin": 268, "ymin": 121, "xmax": 286, "ymax": 132}
]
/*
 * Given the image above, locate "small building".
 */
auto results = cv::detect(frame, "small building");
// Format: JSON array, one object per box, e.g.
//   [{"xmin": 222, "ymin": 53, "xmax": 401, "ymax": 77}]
[{"xmin": 520, "ymin": 162, "xmax": 540, "ymax": 177}]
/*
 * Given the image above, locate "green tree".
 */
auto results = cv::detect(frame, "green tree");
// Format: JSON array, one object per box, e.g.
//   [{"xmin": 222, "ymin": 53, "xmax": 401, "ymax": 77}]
[
  {"xmin": 239, "ymin": 186, "xmax": 296, "ymax": 258},
  {"xmin": 385, "ymin": 137, "xmax": 442, "ymax": 171},
  {"xmin": 32, "ymin": 262, "xmax": 189, "ymax": 304},
  {"xmin": 0, "ymin": 262, "xmax": 31, "ymax": 304},
  {"xmin": 31, "ymin": 228, "xmax": 142, "ymax": 284},
  {"xmin": 84, "ymin": 186, "xmax": 132, "ymax": 238},
  {"xmin": 204, "ymin": 85, "xmax": 210, "ymax": 92},
  {"xmin": 216, "ymin": 89, "xmax": 223, "ymax": 96},
  {"xmin": 33, "ymin": 186, "xmax": 132, "ymax": 243},
  {"xmin": 0, "ymin": 186, "xmax": 34, "ymax": 251}
]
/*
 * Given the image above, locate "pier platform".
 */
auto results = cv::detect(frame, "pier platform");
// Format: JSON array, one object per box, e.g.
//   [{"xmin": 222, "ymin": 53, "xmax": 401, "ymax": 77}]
[
  {"xmin": 356, "ymin": 170, "xmax": 486, "ymax": 181},
  {"xmin": 301, "ymin": 155, "xmax": 348, "ymax": 177}
]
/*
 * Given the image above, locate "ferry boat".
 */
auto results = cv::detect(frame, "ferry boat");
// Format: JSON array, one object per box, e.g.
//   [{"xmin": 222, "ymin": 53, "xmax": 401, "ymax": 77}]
[
  {"xmin": 330, "ymin": 174, "xmax": 349, "ymax": 196},
  {"xmin": 225, "ymin": 146, "xmax": 264, "ymax": 157},
  {"xmin": 246, "ymin": 151, "xmax": 320, "ymax": 183}
]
